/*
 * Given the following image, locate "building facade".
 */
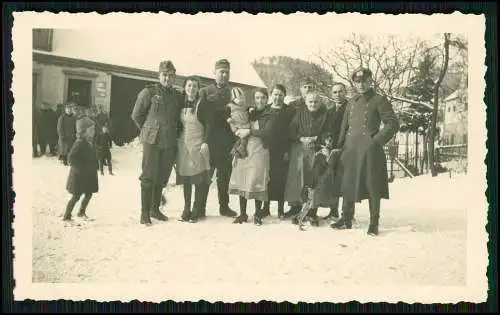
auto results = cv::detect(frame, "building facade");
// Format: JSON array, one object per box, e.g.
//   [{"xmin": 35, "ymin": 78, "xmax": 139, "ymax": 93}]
[{"xmin": 32, "ymin": 29, "xmax": 267, "ymax": 145}]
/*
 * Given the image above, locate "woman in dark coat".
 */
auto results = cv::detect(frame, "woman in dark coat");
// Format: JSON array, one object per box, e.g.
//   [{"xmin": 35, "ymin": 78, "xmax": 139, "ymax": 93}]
[
  {"xmin": 63, "ymin": 116, "xmax": 99, "ymax": 222},
  {"xmin": 283, "ymin": 92, "xmax": 331, "ymax": 226},
  {"xmin": 331, "ymin": 68, "xmax": 399, "ymax": 236},
  {"xmin": 259, "ymin": 84, "xmax": 292, "ymax": 219},
  {"xmin": 57, "ymin": 103, "xmax": 77, "ymax": 165}
]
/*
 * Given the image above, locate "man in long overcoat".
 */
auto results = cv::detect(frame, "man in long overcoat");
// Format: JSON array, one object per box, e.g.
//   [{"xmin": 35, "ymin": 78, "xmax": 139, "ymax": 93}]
[
  {"xmin": 37, "ymin": 102, "xmax": 58, "ymax": 156},
  {"xmin": 331, "ymin": 68, "xmax": 399, "ymax": 236},
  {"xmin": 197, "ymin": 59, "xmax": 239, "ymax": 218},
  {"xmin": 131, "ymin": 60, "xmax": 183, "ymax": 226}
]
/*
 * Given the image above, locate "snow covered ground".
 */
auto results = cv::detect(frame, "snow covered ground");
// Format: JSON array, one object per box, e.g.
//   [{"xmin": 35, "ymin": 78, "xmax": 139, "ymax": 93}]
[{"xmin": 31, "ymin": 140, "xmax": 467, "ymax": 286}]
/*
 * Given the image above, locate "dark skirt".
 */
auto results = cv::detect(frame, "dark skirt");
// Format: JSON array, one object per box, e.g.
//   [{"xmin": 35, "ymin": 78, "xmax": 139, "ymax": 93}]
[
  {"xmin": 176, "ymin": 169, "xmax": 211, "ymax": 186},
  {"xmin": 267, "ymin": 148, "xmax": 288, "ymax": 201}
]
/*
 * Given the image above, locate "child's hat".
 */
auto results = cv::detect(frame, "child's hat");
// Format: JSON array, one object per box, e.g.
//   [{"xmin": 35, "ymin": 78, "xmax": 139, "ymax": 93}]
[
  {"xmin": 231, "ymin": 87, "xmax": 245, "ymax": 105},
  {"xmin": 76, "ymin": 117, "xmax": 95, "ymax": 135}
]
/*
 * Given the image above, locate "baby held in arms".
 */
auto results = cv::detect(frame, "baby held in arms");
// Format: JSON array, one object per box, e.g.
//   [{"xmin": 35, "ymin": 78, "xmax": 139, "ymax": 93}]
[{"xmin": 227, "ymin": 87, "xmax": 251, "ymax": 162}]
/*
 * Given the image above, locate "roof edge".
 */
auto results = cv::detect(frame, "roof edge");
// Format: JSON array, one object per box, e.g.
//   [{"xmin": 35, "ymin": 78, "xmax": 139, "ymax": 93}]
[{"xmin": 32, "ymin": 51, "xmax": 265, "ymax": 89}]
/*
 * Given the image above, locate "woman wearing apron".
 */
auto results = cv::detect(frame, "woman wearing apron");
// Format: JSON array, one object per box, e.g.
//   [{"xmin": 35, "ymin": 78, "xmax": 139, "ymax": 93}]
[
  {"xmin": 229, "ymin": 88, "xmax": 276, "ymax": 225},
  {"xmin": 176, "ymin": 76, "xmax": 211, "ymax": 223}
]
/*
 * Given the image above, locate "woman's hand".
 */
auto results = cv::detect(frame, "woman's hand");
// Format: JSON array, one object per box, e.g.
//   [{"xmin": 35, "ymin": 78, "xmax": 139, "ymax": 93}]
[
  {"xmin": 200, "ymin": 143, "xmax": 209, "ymax": 155},
  {"xmin": 235, "ymin": 129, "xmax": 251, "ymax": 138}
]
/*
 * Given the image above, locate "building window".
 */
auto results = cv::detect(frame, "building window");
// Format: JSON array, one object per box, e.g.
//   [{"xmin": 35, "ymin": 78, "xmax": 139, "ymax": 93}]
[
  {"xmin": 33, "ymin": 29, "xmax": 53, "ymax": 52},
  {"xmin": 447, "ymin": 106, "xmax": 451, "ymax": 112},
  {"xmin": 453, "ymin": 105, "xmax": 456, "ymax": 112}
]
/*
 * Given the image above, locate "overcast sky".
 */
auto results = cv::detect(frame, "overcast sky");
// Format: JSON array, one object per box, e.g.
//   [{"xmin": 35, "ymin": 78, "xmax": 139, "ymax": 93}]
[{"xmin": 36, "ymin": 13, "xmax": 457, "ymax": 86}]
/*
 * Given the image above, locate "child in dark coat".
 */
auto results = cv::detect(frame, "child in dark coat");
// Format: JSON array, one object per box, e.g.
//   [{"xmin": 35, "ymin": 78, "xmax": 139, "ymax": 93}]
[
  {"xmin": 62, "ymin": 117, "xmax": 99, "ymax": 222},
  {"xmin": 94, "ymin": 124, "xmax": 114, "ymax": 175}
]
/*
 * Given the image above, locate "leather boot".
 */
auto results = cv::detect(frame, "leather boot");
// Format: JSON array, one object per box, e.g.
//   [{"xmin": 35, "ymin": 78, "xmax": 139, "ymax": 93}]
[
  {"xmin": 323, "ymin": 198, "xmax": 340, "ymax": 220},
  {"xmin": 150, "ymin": 185, "xmax": 168, "ymax": 221},
  {"xmin": 140, "ymin": 185, "xmax": 153, "ymax": 225},
  {"xmin": 330, "ymin": 201, "xmax": 354, "ymax": 229},
  {"xmin": 367, "ymin": 198, "xmax": 380, "ymax": 236},
  {"xmin": 218, "ymin": 179, "xmax": 237, "ymax": 217}
]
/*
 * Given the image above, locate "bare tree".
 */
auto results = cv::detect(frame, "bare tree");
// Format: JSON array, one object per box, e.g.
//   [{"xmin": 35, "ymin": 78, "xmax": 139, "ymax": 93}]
[
  {"xmin": 315, "ymin": 34, "xmax": 424, "ymax": 98},
  {"xmin": 429, "ymin": 33, "xmax": 451, "ymax": 176}
]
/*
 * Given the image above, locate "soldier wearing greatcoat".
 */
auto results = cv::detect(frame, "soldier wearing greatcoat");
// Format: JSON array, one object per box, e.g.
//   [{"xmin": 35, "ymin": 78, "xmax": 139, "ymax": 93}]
[
  {"xmin": 131, "ymin": 60, "xmax": 183, "ymax": 226},
  {"xmin": 331, "ymin": 68, "xmax": 399, "ymax": 236}
]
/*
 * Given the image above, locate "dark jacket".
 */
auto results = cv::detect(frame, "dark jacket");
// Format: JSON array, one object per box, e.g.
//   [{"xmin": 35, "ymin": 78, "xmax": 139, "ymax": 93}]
[
  {"xmin": 66, "ymin": 139, "xmax": 99, "ymax": 195},
  {"xmin": 57, "ymin": 113, "xmax": 77, "ymax": 155},
  {"xmin": 336, "ymin": 89, "xmax": 400, "ymax": 201},
  {"xmin": 198, "ymin": 84, "xmax": 237, "ymax": 162},
  {"xmin": 131, "ymin": 83, "xmax": 183, "ymax": 150},
  {"xmin": 95, "ymin": 131, "xmax": 113, "ymax": 152},
  {"xmin": 248, "ymin": 106, "xmax": 275, "ymax": 149},
  {"xmin": 325, "ymin": 101, "xmax": 348, "ymax": 147},
  {"xmin": 37, "ymin": 108, "xmax": 58, "ymax": 142}
]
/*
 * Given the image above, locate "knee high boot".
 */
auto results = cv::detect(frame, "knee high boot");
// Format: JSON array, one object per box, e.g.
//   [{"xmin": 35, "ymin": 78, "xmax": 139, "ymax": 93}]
[
  {"xmin": 368, "ymin": 198, "xmax": 380, "ymax": 236},
  {"xmin": 150, "ymin": 185, "xmax": 168, "ymax": 221},
  {"xmin": 140, "ymin": 185, "xmax": 153, "ymax": 225}
]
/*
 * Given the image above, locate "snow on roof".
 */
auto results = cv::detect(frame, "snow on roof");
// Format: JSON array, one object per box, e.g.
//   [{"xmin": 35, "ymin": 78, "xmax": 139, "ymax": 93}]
[
  {"xmin": 47, "ymin": 29, "xmax": 266, "ymax": 88},
  {"xmin": 444, "ymin": 90, "xmax": 459, "ymax": 102}
]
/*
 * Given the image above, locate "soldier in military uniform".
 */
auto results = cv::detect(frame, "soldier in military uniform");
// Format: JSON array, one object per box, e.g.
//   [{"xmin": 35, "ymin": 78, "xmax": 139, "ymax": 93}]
[
  {"xmin": 196, "ymin": 59, "xmax": 239, "ymax": 218},
  {"xmin": 331, "ymin": 68, "xmax": 399, "ymax": 236},
  {"xmin": 131, "ymin": 60, "xmax": 183, "ymax": 226}
]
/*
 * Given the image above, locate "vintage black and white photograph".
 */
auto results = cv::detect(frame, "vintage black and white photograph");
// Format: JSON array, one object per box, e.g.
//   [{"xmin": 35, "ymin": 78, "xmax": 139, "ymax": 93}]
[{"xmin": 12, "ymin": 12, "xmax": 488, "ymax": 303}]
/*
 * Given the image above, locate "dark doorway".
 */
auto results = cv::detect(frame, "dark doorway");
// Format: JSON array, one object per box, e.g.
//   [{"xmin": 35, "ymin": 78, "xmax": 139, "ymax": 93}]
[
  {"xmin": 109, "ymin": 75, "xmax": 156, "ymax": 146},
  {"xmin": 67, "ymin": 78, "xmax": 92, "ymax": 107}
]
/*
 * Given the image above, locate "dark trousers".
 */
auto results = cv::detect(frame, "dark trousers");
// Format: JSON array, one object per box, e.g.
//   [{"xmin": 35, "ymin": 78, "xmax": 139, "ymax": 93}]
[
  {"xmin": 98, "ymin": 149, "xmax": 113, "ymax": 174},
  {"xmin": 63, "ymin": 193, "xmax": 93, "ymax": 219},
  {"xmin": 38, "ymin": 137, "xmax": 57, "ymax": 155},
  {"xmin": 139, "ymin": 143, "xmax": 176, "ymax": 188},
  {"xmin": 208, "ymin": 154, "xmax": 233, "ymax": 209}
]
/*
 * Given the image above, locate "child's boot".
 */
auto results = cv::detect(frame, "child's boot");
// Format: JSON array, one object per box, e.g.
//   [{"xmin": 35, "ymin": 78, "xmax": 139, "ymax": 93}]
[{"xmin": 77, "ymin": 194, "xmax": 92, "ymax": 221}]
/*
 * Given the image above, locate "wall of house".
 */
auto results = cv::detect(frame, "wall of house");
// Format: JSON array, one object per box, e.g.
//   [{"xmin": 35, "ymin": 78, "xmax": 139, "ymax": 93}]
[
  {"xmin": 33, "ymin": 61, "xmax": 112, "ymax": 112},
  {"xmin": 442, "ymin": 97, "xmax": 467, "ymax": 145}
]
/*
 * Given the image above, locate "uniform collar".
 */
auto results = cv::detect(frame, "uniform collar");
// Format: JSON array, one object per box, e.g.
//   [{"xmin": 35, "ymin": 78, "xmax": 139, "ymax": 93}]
[{"xmin": 362, "ymin": 88, "xmax": 375, "ymax": 99}]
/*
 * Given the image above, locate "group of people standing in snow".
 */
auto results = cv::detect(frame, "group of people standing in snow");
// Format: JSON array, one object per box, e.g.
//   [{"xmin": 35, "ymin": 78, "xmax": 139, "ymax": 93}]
[{"xmin": 128, "ymin": 58, "xmax": 400, "ymax": 236}]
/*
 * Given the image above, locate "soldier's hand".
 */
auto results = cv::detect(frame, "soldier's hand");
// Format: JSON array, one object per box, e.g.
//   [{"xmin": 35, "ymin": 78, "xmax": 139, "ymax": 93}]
[{"xmin": 283, "ymin": 152, "xmax": 289, "ymax": 162}]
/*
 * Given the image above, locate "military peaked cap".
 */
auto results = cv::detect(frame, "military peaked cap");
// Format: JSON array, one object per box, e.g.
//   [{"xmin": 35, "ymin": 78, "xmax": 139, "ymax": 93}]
[
  {"xmin": 351, "ymin": 67, "xmax": 373, "ymax": 82},
  {"xmin": 215, "ymin": 59, "xmax": 231, "ymax": 70},
  {"xmin": 159, "ymin": 60, "xmax": 176, "ymax": 73}
]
